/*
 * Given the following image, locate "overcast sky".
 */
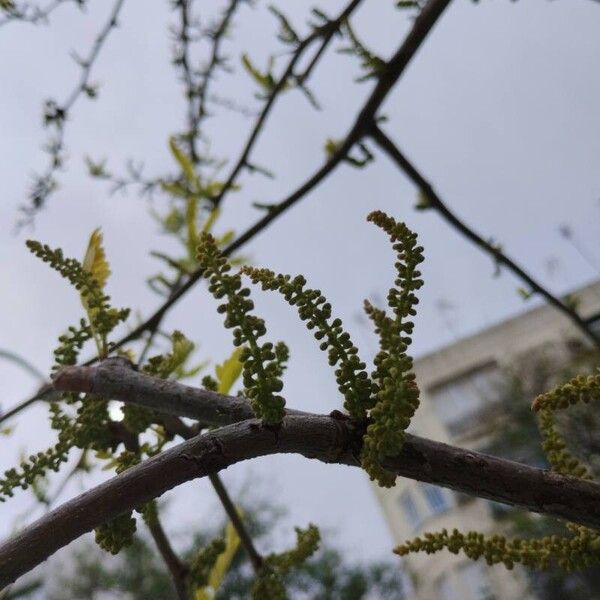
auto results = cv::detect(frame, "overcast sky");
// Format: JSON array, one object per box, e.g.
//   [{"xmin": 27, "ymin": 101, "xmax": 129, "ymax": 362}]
[{"xmin": 1, "ymin": 0, "xmax": 599, "ymax": 574}]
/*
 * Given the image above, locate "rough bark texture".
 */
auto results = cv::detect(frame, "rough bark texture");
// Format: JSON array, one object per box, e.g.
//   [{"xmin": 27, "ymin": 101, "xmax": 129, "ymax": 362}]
[{"xmin": 1, "ymin": 358, "xmax": 598, "ymax": 587}]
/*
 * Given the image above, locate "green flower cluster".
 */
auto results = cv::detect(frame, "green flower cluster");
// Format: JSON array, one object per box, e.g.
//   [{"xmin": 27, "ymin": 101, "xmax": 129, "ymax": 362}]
[
  {"xmin": 532, "ymin": 372, "xmax": 600, "ymax": 412},
  {"xmin": 197, "ymin": 233, "xmax": 288, "ymax": 424},
  {"xmin": 395, "ymin": 526, "xmax": 600, "ymax": 571},
  {"xmin": 241, "ymin": 268, "xmax": 374, "ymax": 419},
  {"xmin": 0, "ymin": 441, "xmax": 70, "ymax": 500},
  {"xmin": 95, "ymin": 512, "xmax": 137, "ymax": 555},
  {"xmin": 539, "ymin": 409, "xmax": 592, "ymax": 480},
  {"xmin": 252, "ymin": 524, "xmax": 320, "ymax": 600},
  {"xmin": 1, "ymin": 241, "xmax": 129, "ymax": 503},
  {"xmin": 143, "ymin": 330, "xmax": 195, "ymax": 379},
  {"xmin": 0, "ymin": 395, "xmax": 114, "ymax": 501},
  {"xmin": 26, "ymin": 240, "xmax": 129, "ymax": 361},
  {"xmin": 53, "ymin": 319, "xmax": 94, "ymax": 369},
  {"xmin": 360, "ymin": 211, "xmax": 424, "ymax": 487},
  {"xmin": 532, "ymin": 372, "xmax": 600, "ymax": 480}
]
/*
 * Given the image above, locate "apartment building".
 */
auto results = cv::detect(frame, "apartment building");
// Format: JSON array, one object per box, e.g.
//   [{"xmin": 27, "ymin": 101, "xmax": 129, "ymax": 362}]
[{"xmin": 373, "ymin": 280, "xmax": 600, "ymax": 600}]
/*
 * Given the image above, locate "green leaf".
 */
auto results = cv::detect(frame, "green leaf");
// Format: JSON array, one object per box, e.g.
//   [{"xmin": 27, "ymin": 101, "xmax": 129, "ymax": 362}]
[
  {"xmin": 215, "ymin": 230, "xmax": 235, "ymax": 248},
  {"xmin": 201, "ymin": 208, "xmax": 221, "ymax": 235},
  {"xmin": 562, "ymin": 293, "xmax": 581, "ymax": 312},
  {"xmin": 160, "ymin": 180, "xmax": 189, "ymax": 199},
  {"xmin": 82, "ymin": 228, "xmax": 110, "ymax": 290},
  {"xmin": 81, "ymin": 228, "xmax": 112, "ymax": 354},
  {"xmin": 324, "ymin": 138, "xmax": 341, "ymax": 158},
  {"xmin": 186, "ymin": 197, "xmax": 199, "ymax": 260},
  {"xmin": 517, "ymin": 287, "xmax": 533, "ymax": 301},
  {"xmin": 415, "ymin": 190, "xmax": 431, "ymax": 211},
  {"xmin": 215, "ymin": 348, "xmax": 243, "ymax": 395},
  {"xmin": 169, "ymin": 136, "xmax": 196, "ymax": 184},
  {"xmin": 208, "ymin": 517, "xmax": 242, "ymax": 591},
  {"xmin": 241, "ymin": 53, "xmax": 275, "ymax": 91}
]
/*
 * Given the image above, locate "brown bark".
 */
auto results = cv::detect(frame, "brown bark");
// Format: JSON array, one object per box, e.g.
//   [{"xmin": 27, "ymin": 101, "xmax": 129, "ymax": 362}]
[{"xmin": 1, "ymin": 358, "xmax": 598, "ymax": 587}]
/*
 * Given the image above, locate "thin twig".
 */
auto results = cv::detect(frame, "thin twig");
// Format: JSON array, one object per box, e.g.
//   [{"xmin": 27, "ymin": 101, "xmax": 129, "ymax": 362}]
[
  {"xmin": 0, "ymin": 0, "xmax": 75, "ymax": 28},
  {"xmin": 107, "ymin": 0, "xmax": 453, "ymax": 354},
  {"xmin": 0, "ymin": 385, "xmax": 56, "ymax": 426},
  {"xmin": 0, "ymin": 349, "xmax": 45, "ymax": 382},
  {"xmin": 368, "ymin": 124, "xmax": 600, "ymax": 348},
  {"xmin": 212, "ymin": 0, "xmax": 363, "ymax": 208},
  {"xmin": 209, "ymin": 473, "xmax": 263, "ymax": 572},
  {"xmin": 20, "ymin": 0, "xmax": 126, "ymax": 222},
  {"xmin": 196, "ymin": 0, "xmax": 239, "ymax": 128},
  {"xmin": 146, "ymin": 508, "xmax": 188, "ymax": 600},
  {"xmin": 166, "ymin": 416, "xmax": 264, "ymax": 573}
]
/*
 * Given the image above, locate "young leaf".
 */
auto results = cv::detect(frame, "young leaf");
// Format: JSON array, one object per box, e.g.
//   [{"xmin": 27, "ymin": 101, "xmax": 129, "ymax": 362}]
[
  {"xmin": 241, "ymin": 53, "xmax": 276, "ymax": 91},
  {"xmin": 169, "ymin": 136, "xmax": 197, "ymax": 184},
  {"xmin": 215, "ymin": 348, "xmax": 243, "ymax": 395},
  {"xmin": 82, "ymin": 228, "xmax": 110, "ymax": 290},
  {"xmin": 201, "ymin": 207, "xmax": 221, "ymax": 235},
  {"xmin": 207, "ymin": 517, "xmax": 242, "ymax": 592}
]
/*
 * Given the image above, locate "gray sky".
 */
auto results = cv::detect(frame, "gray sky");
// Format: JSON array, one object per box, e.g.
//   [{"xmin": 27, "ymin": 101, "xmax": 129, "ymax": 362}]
[{"xmin": 1, "ymin": 0, "xmax": 599, "ymax": 571}]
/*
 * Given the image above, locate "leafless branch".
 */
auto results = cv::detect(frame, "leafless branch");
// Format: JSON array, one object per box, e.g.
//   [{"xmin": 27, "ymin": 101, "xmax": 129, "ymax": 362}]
[
  {"xmin": 0, "ymin": 0, "xmax": 77, "ymax": 28},
  {"xmin": 368, "ymin": 124, "xmax": 600, "ymax": 348},
  {"xmin": 20, "ymin": 0, "xmax": 126, "ymax": 222},
  {"xmin": 145, "ymin": 507, "xmax": 188, "ymax": 600}
]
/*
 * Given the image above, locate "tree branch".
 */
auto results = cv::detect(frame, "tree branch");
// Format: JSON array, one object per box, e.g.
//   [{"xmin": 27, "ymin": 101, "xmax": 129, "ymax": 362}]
[
  {"xmin": 20, "ymin": 0, "xmax": 126, "ymax": 223},
  {"xmin": 161, "ymin": 415, "xmax": 264, "ymax": 574},
  {"xmin": 212, "ymin": 0, "xmax": 364, "ymax": 208},
  {"xmin": 208, "ymin": 473, "xmax": 263, "ymax": 572},
  {"xmin": 368, "ymin": 124, "xmax": 600, "ymax": 348},
  {"xmin": 109, "ymin": 0, "xmax": 453, "ymax": 353},
  {"xmin": 2, "ymin": 393, "xmax": 600, "ymax": 587},
  {"xmin": 145, "ymin": 507, "xmax": 188, "ymax": 600},
  {"xmin": 0, "ymin": 385, "xmax": 56, "ymax": 426}
]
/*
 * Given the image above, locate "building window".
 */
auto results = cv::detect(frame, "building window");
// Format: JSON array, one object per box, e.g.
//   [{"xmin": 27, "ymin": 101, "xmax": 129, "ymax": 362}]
[
  {"xmin": 436, "ymin": 574, "xmax": 459, "ymax": 600},
  {"xmin": 422, "ymin": 483, "xmax": 452, "ymax": 515},
  {"xmin": 399, "ymin": 490, "xmax": 422, "ymax": 531},
  {"xmin": 459, "ymin": 563, "xmax": 496, "ymax": 600},
  {"xmin": 428, "ymin": 362, "xmax": 500, "ymax": 437}
]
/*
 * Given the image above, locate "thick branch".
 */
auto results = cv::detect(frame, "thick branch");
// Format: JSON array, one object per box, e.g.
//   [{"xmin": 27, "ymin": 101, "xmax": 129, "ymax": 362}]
[
  {"xmin": 369, "ymin": 124, "xmax": 600, "ymax": 348},
  {"xmin": 2, "ymin": 402, "xmax": 600, "ymax": 586},
  {"xmin": 55, "ymin": 360, "xmax": 600, "ymax": 516}
]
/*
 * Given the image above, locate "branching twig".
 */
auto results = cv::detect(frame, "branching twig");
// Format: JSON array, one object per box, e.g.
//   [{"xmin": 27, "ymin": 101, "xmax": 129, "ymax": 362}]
[
  {"xmin": 108, "ymin": 0, "xmax": 453, "ymax": 354},
  {"xmin": 212, "ymin": 0, "xmax": 364, "ymax": 208},
  {"xmin": 0, "ymin": 0, "xmax": 77, "ymax": 28},
  {"xmin": 172, "ymin": 0, "xmax": 242, "ymax": 164},
  {"xmin": 20, "ymin": 0, "xmax": 126, "ymax": 222},
  {"xmin": 368, "ymin": 124, "xmax": 600, "ymax": 348}
]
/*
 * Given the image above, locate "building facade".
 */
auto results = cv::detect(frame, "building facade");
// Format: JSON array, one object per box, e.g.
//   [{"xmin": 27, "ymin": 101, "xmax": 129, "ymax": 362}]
[{"xmin": 373, "ymin": 281, "xmax": 600, "ymax": 600}]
